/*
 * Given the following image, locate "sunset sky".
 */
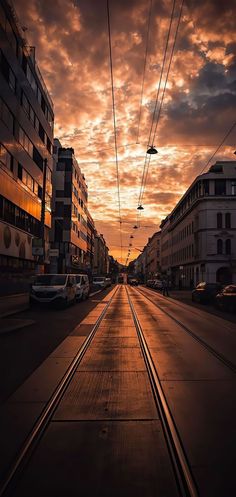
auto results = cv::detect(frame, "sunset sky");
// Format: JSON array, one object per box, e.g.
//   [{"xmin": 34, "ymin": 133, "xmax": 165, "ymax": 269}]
[{"xmin": 14, "ymin": 0, "xmax": 236, "ymax": 263}]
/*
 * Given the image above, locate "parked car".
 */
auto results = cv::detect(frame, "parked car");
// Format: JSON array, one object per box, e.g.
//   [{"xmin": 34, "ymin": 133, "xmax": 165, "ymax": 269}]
[
  {"xmin": 105, "ymin": 277, "xmax": 112, "ymax": 287},
  {"xmin": 30, "ymin": 274, "xmax": 76, "ymax": 307},
  {"xmin": 146, "ymin": 279, "xmax": 155, "ymax": 288},
  {"xmin": 92, "ymin": 276, "xmax": 107, "ymax": 289},
  {"xmin": 129, "ymin": 279, "xmax": 139, "ymax": 286},
  {"xmin": 192, "ymin": 282, "xmax": 222, "ymax": 304},
  {"xmin": 215, "ymin": 285, "xmax": 236, "ymax": 312},
  {"xmin": 153, "ymin": 279, "xmax": 162, "ymax": 290},
  {"xmin": 72, "ymin": 274, "xmax": 90, "ymax": 301}
]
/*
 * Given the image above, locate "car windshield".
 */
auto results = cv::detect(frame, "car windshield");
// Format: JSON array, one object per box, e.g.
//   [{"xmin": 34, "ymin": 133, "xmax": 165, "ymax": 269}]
[
  {"xmin": 75, "ymin": 276, "xmax": 82, "ymax": 283},
  {"xmin": 33, "ymin": 275, "xmax": 67, "ymax": 286}
]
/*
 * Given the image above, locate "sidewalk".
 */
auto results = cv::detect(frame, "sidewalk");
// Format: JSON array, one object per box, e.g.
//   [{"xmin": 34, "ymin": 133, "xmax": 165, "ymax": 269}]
[
  {"xmin": 0, "ymin": 293, "xmax": 31, "ymax": 335},
  {"xmin": 0, "ymin": 293, "xmax": 29, "ymax": 318},
  {"xmin": 168, "ymin": 289, "xmax": 193, "ymax": 303}
]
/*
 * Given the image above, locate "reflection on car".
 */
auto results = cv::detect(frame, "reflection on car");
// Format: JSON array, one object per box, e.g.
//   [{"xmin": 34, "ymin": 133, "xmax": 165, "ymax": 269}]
[
  {"xmin": 192, "ymin": 282, "xmax": 222, "ymax": 304},
  {"xmin": 215, "ymin": 285, "xmax": 236, "ymax": 313},
  {"xmin": 30, "ymin": 274, "xmax": 77, "ymax": 307},
  {"xmin": 92, "ymin": 277, "xmax": 107, "ymax": 289},
  {"xmin": 72, "ymin": 274, "xmax": 90, "ymax": 301}
]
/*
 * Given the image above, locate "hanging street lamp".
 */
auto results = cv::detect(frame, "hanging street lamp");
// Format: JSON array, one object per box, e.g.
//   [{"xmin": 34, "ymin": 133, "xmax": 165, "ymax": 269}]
[{"xmin": 147, "ymin": 145, "xmax": 158, "ymax": 154}]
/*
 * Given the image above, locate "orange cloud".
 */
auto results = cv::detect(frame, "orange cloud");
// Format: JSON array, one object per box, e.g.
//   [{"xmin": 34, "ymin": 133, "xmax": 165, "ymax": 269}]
[{"xmin": 14, "ymin": 0, "xmax": 236, "ymax": 263}]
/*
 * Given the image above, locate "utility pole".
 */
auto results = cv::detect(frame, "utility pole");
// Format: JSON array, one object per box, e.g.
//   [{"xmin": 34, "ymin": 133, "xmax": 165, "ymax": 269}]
[{"xmin": 39, "ymin": 157, "xmax": 47, "ymax": 271}]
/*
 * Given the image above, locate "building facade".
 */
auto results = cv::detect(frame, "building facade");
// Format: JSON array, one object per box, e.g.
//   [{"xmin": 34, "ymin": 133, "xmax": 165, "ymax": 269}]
[
  {"xmin": 146, "ymin": 231, "xmax": 161, "ymax": 279},
  {"xmin": 50, "ymin": 141, "xmax": 88, "ymax": 273},
  {"xmin": 0, "ymin": 0, "xmax": 54, "ymax": 285},
  {"xmin": 93, "ymin": 232, "xmax": 109, "ymax": 275},
  {"xmin": 134, "ymin": 249, "xmax": 147, "ymax": 282},
  {"xmin": 160, "ymin": 162, "xmax": 236, "ymax": 287},
  {"xmin": 85, "ymin": 210, "xmax": 95, "ymax": 272}
]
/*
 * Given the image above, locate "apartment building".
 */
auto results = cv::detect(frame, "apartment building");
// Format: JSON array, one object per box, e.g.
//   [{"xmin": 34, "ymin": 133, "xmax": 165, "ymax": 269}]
[
  {"xmin": 50, "ymin": 140, "xmax": 88, "ymax": 273},
  {"xmin": 146, "ymin": 230, "xmax": 161, "ymax": 278},
  {"xmin": 86, "ymin": 210, "xmax": 95, "ymax": 271},
  {"xmin": 0, "ymin": 0, "xmax": 54, "ymax": 282},
  {"xmin": 160, "ymin": 161, "xmax": 236, "ymax": 287},
  {"xmin": 93, "ymin": 232, "xmax": 109, "ymax": 275}
]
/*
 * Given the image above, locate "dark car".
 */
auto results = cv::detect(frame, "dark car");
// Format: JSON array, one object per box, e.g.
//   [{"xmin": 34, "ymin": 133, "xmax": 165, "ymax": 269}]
[
  {"xmin": 192, "ymin": 282, "xmax": 222, "ymax": 304},
  {"xmin": 129, "ymin": 279, "xmax": 139, "ymax": 286},
  {"xmin": 215, "ymin": 285, "xmax": 236, "ymax": 313}
]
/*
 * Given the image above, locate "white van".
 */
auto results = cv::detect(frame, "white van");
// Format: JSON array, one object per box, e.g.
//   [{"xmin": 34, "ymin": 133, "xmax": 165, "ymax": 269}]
[
  {"xmin": 29, "ymin": 274, "xmax": 77, "ymax": 307},
  {"xmin": 92, "ymin": 276, "xmax": 107, "ymax": 288},
  {"xmin": 72, "ymin": 274, "xmax": 90, "ymax": 301}
]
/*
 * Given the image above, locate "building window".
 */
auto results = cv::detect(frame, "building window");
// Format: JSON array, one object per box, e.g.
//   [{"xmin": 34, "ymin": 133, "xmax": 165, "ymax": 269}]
[
  {"xmin": 225, "ymin": 239, "xmax": 231, "ymax": 255},
  {"xmin": 33, "ymin": 146, "xmax": 43, "ymax": 171},
  {"xmin": 5, "ymin": 19, "xmax": 18, "ymax": 56},
  {"xmin": 18, "ymin": 163, "xmax": 23, "ymax": 180},
  {"xmin": 0, "ymin": 51, "xmax": 16, "ymax": 92},
  {"xmin": 217, "ymin": 239, "xmax": 223, "ymax": 255},
  {"xmin": 19, "ymin": 127, "xmax": 33, "ymax": 157},
  {"xmin": 231, "ymin": 182, "xmax": 236, "ymax": 195},
  {"xmin": 0, "ymin": 98, "xmax": 14, "ymax": 133},
  {"xmin": 0, "ymin": 143, "xmax": 13, "ymax": 171},
  {"xmin": 39, "ymin": 122, "xmax": 45, "ymax": 143},
  {"xmin": 225, "ymin": 213, "xmax": 231, "ymax": 229},
  {"xmin": 203, "ymin": 179, "xmax": 209, "ymax": 195},
  {"xmin": 217, "ymin": 212, "xmax": 222, "ymax": 229},
  {"xmin": 22, "ymin": 168, "xmax": 34, "ymax": 192},
  {"xmin": 215, "ymin": 179, "xmax": 226, "ymax": 195}
]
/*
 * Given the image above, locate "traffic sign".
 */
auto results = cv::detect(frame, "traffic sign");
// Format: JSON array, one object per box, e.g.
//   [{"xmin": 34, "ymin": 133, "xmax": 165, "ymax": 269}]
[{"xmin": 49, "ymin": 249, "xmax": 59, "ymax": 257}]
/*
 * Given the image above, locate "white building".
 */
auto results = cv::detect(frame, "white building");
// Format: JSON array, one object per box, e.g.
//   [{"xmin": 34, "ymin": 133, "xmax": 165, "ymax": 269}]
[{"xmin": 160, "ymin": 161, "xmax": 236, "ymax": 287}]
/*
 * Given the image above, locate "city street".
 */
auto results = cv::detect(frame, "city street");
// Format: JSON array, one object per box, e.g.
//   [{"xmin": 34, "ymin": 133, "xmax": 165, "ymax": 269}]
[
  {"xmin": 0, "ymin": 1, "xmax": 236, "ymax": 494},
  {"xmin": 0, "ymin": 284, "xmax": 235, "ymax": 497}
]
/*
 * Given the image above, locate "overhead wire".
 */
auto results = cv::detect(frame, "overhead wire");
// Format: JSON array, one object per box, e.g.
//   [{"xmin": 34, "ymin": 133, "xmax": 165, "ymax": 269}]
[
  {"xmin": 198, "ymin": 121, "xmax": 236, "ymax": 175},
  {"xmin": 151, "ymin": 0, "xmax": 184, "ymax": 146},
  {"xmin": 137, "ymin": 0, "xmax": 177, "ymax": 209},
  {"xmin": 136, "ymin": 0, "xmax": 153, "ymax": 144},
  {"xmin": 106, "ymin": 0, "xmax": 123, "ymax": 263},
  {"xmin": 139, "ymin": 0, "xmax": 184, "ymax": 207},
  {"xmin": 147, "ymin": 0, "xmax": 177, "ymax": 149}
]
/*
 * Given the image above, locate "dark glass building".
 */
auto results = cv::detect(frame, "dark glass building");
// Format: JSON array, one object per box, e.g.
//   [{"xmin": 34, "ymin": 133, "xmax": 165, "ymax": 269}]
[{"xmin": 0, "ymin": 0, "xmax": 54, "ymax": 287}]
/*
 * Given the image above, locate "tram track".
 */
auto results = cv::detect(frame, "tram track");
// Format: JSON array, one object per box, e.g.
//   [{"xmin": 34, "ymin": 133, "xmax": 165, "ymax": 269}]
[
  {"xmin": 126, "ymin": 286, "xmax": 198, "ymax": 497},
  {"xmin": 0, "ymin": 286, "xmax": 119, "ymax": 497},
  {"xmin": 2, "ymin": 284, "xmax": 225, "ymax": 497},
  {"xmin": 134, "ymin": 286, "xmax": 236, "ymax": 374}
]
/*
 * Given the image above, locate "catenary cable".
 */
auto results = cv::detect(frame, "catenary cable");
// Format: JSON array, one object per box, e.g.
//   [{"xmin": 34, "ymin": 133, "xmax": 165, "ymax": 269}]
[
  {"xmin": 136, "ymin": 0, "xmax": 153, "ymax": 144},
  {"xmin": 140, "ymin": 0, "xmax": 184, "ymax": 206},
  {"xmin": 137, "ymin": 0, "xmax": 177, "ymax": 209},
  {"xmin": 198, "ymin": 121, "xmax": 236, "ymax": 175},
  {"xmin": 106, "ymin": 0, "xmax": 123, "ymax": 262}
]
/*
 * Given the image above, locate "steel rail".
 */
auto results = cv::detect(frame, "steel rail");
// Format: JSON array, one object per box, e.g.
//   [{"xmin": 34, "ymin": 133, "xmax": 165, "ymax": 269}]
[
  {"xmin": 0, "ymin": 286, "xmax": 120, "ymax": 497},
  {"xmin": 140, "ymin": 285, "xmax": 235, "ymax": 328},
  {"xmin": 135, "ymin": 286, "xmax": 236, "ymax": 373},
  {"xmin": 126, "ymin": 286, "xmax": 199, "ymax": 497}
]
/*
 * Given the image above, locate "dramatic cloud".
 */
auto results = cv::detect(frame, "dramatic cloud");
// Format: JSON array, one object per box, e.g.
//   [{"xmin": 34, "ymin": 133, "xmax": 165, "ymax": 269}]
[{"xmin": 14, "ymin": 0, "xmax": 236, "ymax": 262}]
